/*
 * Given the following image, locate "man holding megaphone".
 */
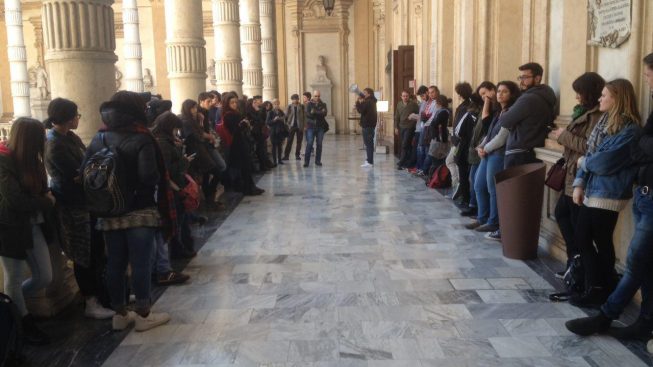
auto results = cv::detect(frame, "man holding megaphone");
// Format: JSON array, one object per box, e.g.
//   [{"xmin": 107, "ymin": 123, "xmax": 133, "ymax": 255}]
[{"xmin": 355, "ymin": 87, "xmax": 378, "ymax": 168}]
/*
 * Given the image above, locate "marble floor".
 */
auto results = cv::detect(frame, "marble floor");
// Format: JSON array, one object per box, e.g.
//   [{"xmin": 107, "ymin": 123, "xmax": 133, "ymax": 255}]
[{"xmin": 103, "ymin": 135, "xmax": 651, "ymax": 367}]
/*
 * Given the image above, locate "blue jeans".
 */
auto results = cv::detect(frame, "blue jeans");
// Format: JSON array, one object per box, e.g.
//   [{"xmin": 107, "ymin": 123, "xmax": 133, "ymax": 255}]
[
  {"xmin": 474, "ymin": 153, "xmax": 504, "ymax": 225},
  {"xmin": 409, "ymin": 131, "xmax": 421, "ymax": 168},
  {"xmin": 0, "ymin": 225, "xmax": 53, "ymax": 316},
  {"xmin": 209, "ymin": 148, "xmax": 227, "ymax": 172},
  {"xmin": 601, "ymin": 187, "xmax": 653, "ymax": 319},
  {"xmin": 416, "ymin": 143, "xmax": 427, "ymax": 171},
  {"xmin": 362, "ymin": 127, "xmax": 375, "ymax": 164},
  {"xmin": 152, "ymin": 231, "xmax": 172, "ymax": 275},
  {"xmin": 469, "ymin": 164, "xmax": 479, "ymax": 208},
  {"xmin": 104, "ymin": 227, "xmax": 156, "ymax": 314},
  {"xmin": 304, "ymin": 127, "xmax": 325, "ymax": 165},
  {"xmin": 421, "ymin": 153, "xmax": 432, "ymax": 173}
]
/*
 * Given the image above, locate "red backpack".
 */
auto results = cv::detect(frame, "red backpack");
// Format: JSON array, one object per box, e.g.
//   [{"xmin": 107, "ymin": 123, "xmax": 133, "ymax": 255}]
[{"xmin": 427, "ymin": 164, "xmax": 451, "ymax": 189}]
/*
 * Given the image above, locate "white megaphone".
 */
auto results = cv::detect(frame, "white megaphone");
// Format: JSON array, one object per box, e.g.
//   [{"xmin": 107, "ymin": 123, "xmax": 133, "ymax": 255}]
[{"xmin": 349, "ymin": 84, "xmax": 364, "ymax": 97}]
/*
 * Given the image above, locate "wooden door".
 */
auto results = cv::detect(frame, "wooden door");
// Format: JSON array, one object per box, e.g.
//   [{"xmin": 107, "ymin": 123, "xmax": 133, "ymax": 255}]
[{"xmin": 393, "ymin": 45, "xmax": 414, "ymax": 156}]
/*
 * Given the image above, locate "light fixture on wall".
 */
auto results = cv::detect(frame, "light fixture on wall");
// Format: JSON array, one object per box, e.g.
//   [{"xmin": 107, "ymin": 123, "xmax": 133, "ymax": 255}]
[{"xmin": 323, "ymin": 0, "xmax": 335, "ymax": 16}]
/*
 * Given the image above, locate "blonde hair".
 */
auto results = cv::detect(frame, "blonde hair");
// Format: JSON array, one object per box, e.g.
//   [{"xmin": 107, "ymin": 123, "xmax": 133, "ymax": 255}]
[{"xmin": 604, "ymin": 78, "xmax": 641, "ymax": 134}]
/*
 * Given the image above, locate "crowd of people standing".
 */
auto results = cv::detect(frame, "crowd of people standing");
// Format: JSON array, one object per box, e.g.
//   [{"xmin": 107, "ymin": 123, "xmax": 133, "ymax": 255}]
[
  {"xmin": 0, "ymin": 86, "xmax": 339, "ymax": 346},
  {"xmin": 396, "ymin": 55, "xmax": 653, "ymax": 343}
]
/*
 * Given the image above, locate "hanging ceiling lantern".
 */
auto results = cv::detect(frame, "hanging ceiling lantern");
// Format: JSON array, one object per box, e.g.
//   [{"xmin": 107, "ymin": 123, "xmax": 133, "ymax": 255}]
[{"xmin": 323, "ymin": 0, "xmax": 335, "ymax": 16}]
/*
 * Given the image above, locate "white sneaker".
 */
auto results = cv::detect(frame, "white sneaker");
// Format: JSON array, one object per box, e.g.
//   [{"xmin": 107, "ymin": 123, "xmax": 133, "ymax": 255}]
[
  {"xmin": 361, "ymin": 162, "xmax": 373, "ymax": 168},
  {"xmin": 112, "ymin": 311, "xmax": 137, "ymax": 330},
  {"xmin": 85, "ymin": 297, "xmax": 116, "ymax": 320},
  {"xmin": 135, "ymin": 312, "xmax": 171, "ymax": 332}
]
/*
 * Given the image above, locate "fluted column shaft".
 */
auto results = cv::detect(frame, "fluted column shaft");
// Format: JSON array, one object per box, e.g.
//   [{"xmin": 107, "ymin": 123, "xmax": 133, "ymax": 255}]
[
  {"xmin": 239, "ymin": 0, "xmax": 263, "ymax": 97},
  {"xmin": 5, "ymin": 0, "xmax": 31, "ymax": 118},
  {"xmin": 122, "ymin": 0, "xmax": 144, "ymax": 92},
  {"xmin": 212, "ymin": 0, "xmax": 242, "ymax": 94},
  {"xmin": 42, "ymin": 0, "xmax": 117, "ymax": 143},
  {"xmin": 164, "ymin": 0, "xmax": 207, "ymax": 112},
  {"xmin": 259, "ymin": 0, "xmax": 277, "ymax": 100}
]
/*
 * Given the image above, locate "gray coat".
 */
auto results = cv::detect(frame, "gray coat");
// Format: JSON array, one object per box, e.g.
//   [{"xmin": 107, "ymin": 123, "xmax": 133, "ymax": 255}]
[
  {"xmin": 285, "ymin": 103, "xmax": 306, "ymax": 130},
  {"xmin": 500, "ymin": 84, "xmax": 557, "ymax": 155}
]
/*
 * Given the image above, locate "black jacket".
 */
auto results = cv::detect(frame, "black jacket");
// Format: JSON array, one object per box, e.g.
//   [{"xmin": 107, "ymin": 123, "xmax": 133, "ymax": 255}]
[
  {"xmin": 356, "ymin": 96, "xmax": 378, "ymax": 128},
  {"xmin": 157, "ymin": 136, "xmax": 188, "ymax": 189},
  {"xmin": 633, "ymin": 111, "xmax": 653, "ymax": 187},
  {"xmin": 306, "ymin": 100, "xmax": 328, "ymax": 129},
  {"xmin": 45, "ymin": 129, "xmax": 86, "ymax": 208},
  {"xmin": 0, "ymin": 146, "xmax": 55, "ymax": 259},
  {"xmin": 83, "ymin": 101, "xmax": 160, "ymax": 212},
  {"xmin": 501, "ymin": 84, "xmax": 557, "ymax": 155}
]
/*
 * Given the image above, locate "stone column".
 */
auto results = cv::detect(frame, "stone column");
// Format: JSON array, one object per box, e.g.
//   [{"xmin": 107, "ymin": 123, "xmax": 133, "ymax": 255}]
[
  {"xmin": 42, "ymin": 0, "xmax": 117, "ymax": 143},
  {"xmin": 122, "ymin": 0, "xmax": 144, "ymax": 92},
  {"xmin": 4, "ymin": 0, "xmax": 31, "ymax": 118},
  {"xmin": 259, "ymin": 0, "xmax": 277, "ymax": 100},
  {"xmin": 239, "ymin": 0, "xmax": 263, "ymax": 97},
  {"xmin": 164, "ymin": 0, "xmax": 207, "ymax": 112},
  {"xmin": 212, "ymin": 0, "xmax": 243, "ymax": 94}
]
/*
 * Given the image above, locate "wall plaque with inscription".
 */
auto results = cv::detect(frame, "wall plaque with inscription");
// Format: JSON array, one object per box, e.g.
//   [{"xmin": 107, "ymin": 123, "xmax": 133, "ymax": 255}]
[{"xmin": 587, "ymin": 0, "xmax": 632, "ymax": 48}]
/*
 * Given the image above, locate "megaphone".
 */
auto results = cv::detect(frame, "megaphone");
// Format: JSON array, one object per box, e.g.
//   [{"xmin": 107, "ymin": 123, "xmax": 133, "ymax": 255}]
[{"xmin": 349, "ymin": 84, "xmax": 364, "ymax": 97}]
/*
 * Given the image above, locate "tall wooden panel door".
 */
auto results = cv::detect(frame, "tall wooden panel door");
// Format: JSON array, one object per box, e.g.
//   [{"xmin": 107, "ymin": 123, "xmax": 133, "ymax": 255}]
[{"xmin": 393, "ymin": 45, "xmax": 414, "ymax": 156}]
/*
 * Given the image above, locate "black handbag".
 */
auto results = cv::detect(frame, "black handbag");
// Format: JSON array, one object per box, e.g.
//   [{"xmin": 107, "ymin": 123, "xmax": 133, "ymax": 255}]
[{"xmin": 545, "ymin": 158, "xmax": 566, "ymax": 191}]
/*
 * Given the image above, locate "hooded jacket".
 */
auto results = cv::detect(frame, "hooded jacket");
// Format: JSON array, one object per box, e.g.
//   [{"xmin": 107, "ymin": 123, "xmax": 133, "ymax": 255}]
[
  {"xmin": 83, "ymin": 101, "xmax": 160, "ymax": 212},
  {"xmin": 500, "ymin": 84, "xmax": 557, "ymax": 155}
]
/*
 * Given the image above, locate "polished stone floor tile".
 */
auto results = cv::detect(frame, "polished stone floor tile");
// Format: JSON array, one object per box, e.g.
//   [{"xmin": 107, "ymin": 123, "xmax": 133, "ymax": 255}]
[{"xmin": 102, "ymin": 136, "xmax": 648, "ymax": 366}]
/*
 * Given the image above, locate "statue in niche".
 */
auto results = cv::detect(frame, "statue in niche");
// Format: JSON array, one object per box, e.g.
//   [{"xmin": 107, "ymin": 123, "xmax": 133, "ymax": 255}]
[
  {"xmin": 30, "ymin": 61, "xmax": 49, "ymax": 100},
  {"xmin": 143, "ymin": 68, "xmax": 154, "ymax": 89},
  {"xmin": 115, "ymin": 66, "xmax": 123, "ymax": 90},
  {"xmin": 314, "ymin": 55, "xmax": 331, "ymax": 84}
]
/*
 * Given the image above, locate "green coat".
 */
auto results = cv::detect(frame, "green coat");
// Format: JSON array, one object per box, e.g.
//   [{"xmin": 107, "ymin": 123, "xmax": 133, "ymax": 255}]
[{"xmin": 0, "ymin": 151, "xmax": 55, "ymax": 259}]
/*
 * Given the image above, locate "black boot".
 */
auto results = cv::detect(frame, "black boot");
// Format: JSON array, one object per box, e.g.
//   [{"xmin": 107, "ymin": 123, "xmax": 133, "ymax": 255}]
[
  {"xmin": 609, "ymin": 316, "xmax": 653, "ymax": 340},
  {"xmin": 565, "ymin": 311, "xmax": 612, "ymax": 336},
  {"xmin": 22, "ymin": 314, "xmax": 50, "ymax": 345},
  {"xmin": 569, "ymin": 287, "xmax": 609, "ymax": 308}
]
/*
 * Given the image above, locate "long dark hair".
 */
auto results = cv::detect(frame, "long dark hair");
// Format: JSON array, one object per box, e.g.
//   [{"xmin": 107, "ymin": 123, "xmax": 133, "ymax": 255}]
[
  {"xmin": 7, "ymin": 118, "xmax": 47, "ymax": 195},
  {"xmin": 44, "ymin": 98, "xmax": 78, "ymax": 129},
  {"xmin": 572, "ymin": 72, "xmax": 605, "ymax": 109},
  {"xmin": 152, "ymin": 111, "xmax": 183, "ymax": 139},
  {"xmin": 223, "ymin": 93, "xmax": 239, "ymax": 115},
  {"xmin": 180, "ymin": 99, "xmax": 198, "ymax": 121},
  {"xmin": 496, "ymin": 81, "xmax": 521, "ymax": 108}
]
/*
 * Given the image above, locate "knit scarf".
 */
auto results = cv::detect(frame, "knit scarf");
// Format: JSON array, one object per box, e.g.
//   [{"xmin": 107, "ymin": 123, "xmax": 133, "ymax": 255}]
[
  {"xmin": 99, "ymin": 124, "xmax": 177, "ymax": 241},
  {"xmin": 571, "ymin": 105, "xmax": 587, "ymax": 121},
  {"xmin": 586, "ymin": 113, "xmax": 609, "ymax": 155}
]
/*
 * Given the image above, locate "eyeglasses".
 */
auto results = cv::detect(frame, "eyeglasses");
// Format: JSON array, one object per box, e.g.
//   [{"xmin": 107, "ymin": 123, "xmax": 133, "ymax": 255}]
[{"xmin": 517, "ymin": 75, "xmax": 534, "ymax": 81}]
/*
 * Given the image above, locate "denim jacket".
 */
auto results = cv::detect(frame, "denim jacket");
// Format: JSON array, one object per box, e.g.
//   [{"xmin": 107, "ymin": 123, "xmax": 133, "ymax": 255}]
[{"xmin": 573, "ymin": 123, "xmax": 640, "ymax": 200}]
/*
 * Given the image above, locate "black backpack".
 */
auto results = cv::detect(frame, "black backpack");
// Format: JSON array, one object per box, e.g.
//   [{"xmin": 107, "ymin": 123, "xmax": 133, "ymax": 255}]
[
  {"xmin": 563, "ymin": 254, "xmax": 584, "ymax": 294},
  {"xmin": 0, "ymin": 293, "xmax": 24, "ymax": 367},
  {"xmin": 82, "ymin": 133, "xmax": 130, "ymax": 217}
]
